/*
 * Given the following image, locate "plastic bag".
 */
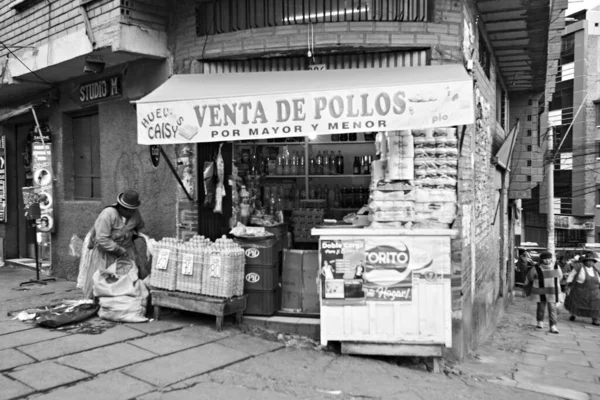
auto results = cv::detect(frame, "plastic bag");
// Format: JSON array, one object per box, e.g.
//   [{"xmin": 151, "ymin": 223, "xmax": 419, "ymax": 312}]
[
  {"xmin": 203, "ymin": 161, "xmax": 216, "ymax": 208},
  {"xmin": 97, "ymin": 283, "xmax": 148, "ymax": 323},
  {"xmin": 214, "ymin": 143, "xmax": 225, "ymax": 214},
  {"xmin": 76, "ymin": 231, "xmax": 95, "ymax": 299},
  {"xmin": 92, "ymin": 257, "xmax": 140, "ymax": 298},
  {"xmin": 69, "ymin": 234, "xmax": 84, "ymax": 257},
  {"xmin": 93, "ymin": 258, "xmax": 149, "ymax": 323},
  {"xmin": 36, "ymin": 303, "xmax": 99, "ymax": 328}
]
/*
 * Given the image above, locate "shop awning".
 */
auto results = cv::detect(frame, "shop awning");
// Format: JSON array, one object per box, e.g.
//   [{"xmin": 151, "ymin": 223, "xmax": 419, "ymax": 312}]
[{"xmin": 135, "ymin": 65, "xmax": 475, "ymax": 145}]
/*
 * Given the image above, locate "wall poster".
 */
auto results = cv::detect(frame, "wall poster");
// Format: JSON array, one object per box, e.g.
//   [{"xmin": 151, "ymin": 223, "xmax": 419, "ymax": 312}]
[{"xmin": 0, "ymin": 135, "xmax": 6, "ymax": 222}]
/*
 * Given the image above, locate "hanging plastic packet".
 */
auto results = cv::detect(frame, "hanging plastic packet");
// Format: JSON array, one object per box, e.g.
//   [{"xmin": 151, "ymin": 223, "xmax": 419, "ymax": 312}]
[
  {"xmin": 203, "ymin": 160, "xmax": 216, "ymax": 208},
  {"xmin": 214, "ymin": 143, "xmax": 225, "ymax": 214}
]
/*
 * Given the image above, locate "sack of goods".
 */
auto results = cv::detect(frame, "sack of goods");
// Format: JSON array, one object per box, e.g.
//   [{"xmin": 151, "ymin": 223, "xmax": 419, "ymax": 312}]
[{"xmin": 92, "ymin": 257, "xmax": 149, "ymax": 323}]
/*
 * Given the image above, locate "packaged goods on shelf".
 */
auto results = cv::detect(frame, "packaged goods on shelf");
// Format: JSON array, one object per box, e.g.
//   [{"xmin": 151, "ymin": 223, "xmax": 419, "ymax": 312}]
[
  {"xmin": 414, "ymin": 188, "xmax": 457, "ymax": 204},
  {"xmin": 371, "ymin": 188, "xmax": 415, "ymax": 201},
  {"xmin": 371, "ymin": 210, "xmax": 415, "ymax": 222},
  {"xmin": 414, "ymin": 202, "xmax": 457, "ymax": 224},
  {"xmin": 369, "ymin": 200, "xmax": 415, "ymax": 212},
  {"xmin": 385, "ymin": 130, "xmax": 414, "ymax": 181}
]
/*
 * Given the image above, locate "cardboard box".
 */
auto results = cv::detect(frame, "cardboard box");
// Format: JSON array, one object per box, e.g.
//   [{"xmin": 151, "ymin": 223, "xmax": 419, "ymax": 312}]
[{"xmin": 282, "ymin": 250, "xmax": 303, "ymax": 311}]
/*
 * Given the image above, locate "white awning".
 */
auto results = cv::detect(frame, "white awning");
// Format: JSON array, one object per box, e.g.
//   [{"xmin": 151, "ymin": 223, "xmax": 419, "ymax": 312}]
[{"xmin": 135, "ymin": 65, "xmax": 474, "ymax": 145}]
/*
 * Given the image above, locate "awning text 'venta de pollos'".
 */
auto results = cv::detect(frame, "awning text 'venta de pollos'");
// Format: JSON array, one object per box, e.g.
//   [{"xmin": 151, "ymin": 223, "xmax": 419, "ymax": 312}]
[{"xmin": 134, "ymin": 65, "xmax": 475, "ymax": 145}]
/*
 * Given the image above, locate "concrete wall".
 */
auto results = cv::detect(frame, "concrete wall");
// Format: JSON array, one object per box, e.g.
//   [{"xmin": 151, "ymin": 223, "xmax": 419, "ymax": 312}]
[
  {"xmin": 48, "ymin": 58, "xmax": 176, "ymax": 280},
  {"xmin": 0, "ymin": 0, "xmax": 168, "ymax": 78}
]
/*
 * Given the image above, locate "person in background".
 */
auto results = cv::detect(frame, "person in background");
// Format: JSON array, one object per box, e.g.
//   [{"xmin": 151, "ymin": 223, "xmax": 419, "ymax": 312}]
[
  {"xmin": 558, "ymin": 255, "xmax": 572, "ymax": 292},
  {"xmin": 525, "ymin": 251, "xmax": 562, "ymax": 334},
  {"xmin": 517, "ymin": 249, "xmax": 534, "ymax": 284},
  {"xmin": 88, "ymin": 189, "xmax": 146, "ymax": 278},
  {"xmin": 565, "ymin": 252, "xmax": 600, "ymax": 326}
]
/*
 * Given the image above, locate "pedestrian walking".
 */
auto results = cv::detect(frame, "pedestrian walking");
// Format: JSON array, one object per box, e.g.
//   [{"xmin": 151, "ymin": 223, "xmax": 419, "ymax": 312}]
[
  {"xmin": 524, "ymin": 251, "xmax": 562, "ymax": 334},
  {"xmin": 564, "ymin": 252, "xmax": 600, "ymax": 326}
]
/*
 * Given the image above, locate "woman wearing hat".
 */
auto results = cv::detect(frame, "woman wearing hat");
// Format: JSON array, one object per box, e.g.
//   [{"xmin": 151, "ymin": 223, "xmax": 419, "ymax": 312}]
[
  {"xmin": 81, "ymin": 190, "xmax": 146, "ymax": 297},
  {"xmin": 565, "ymin": 252, "xmax": 600, "ymax": 325}
]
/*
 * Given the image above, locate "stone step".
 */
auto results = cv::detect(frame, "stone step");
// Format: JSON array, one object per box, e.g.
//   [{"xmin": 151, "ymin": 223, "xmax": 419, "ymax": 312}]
[{"xmin": 242, "ymin": 315, "xmax": 320, "ymax": 340}]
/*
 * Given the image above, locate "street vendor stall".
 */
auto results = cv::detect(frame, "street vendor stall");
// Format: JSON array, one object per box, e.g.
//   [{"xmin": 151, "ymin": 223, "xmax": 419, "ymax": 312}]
[{"xmin": 135, "ymin": 65, "xmax": 474, "ymax": 355}]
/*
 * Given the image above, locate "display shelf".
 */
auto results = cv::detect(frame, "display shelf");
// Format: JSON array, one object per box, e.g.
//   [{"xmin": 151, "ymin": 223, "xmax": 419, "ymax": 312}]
[
  {"xmin": 234, "ymin": 140, "xmax": 375, "ymax": 146},
  {"xmin": 308, "ymin": 141, "xmax": 374, "ymax": 145},
  {"xmin": 264, "ymin": 175, "xmax": 305, "ymax": 178},
  {"xmin": 263, "ymin": 174, "xmax": 370, "ymax": 179},
  {"xmin": 309, "ymin": 174, "xmax": 370, "ymax": 178}
]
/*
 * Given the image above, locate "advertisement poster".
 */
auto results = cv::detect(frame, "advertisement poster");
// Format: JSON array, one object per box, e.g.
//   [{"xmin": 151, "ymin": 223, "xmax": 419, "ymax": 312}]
[
  {"xmin": 31, "ymin": 126, "xmax": 54, "ymax": 233},
  {"xmin": 0, "ymin": 136, "xmax": 6, "ymax": 222},
  {"xmin": 320, "ymin": 236, "xmax": 449, "ymax": 303}
]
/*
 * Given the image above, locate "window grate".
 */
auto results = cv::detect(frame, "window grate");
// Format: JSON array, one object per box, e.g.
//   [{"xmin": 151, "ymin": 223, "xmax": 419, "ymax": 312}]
[{"xmin": 195, "ymin": 0, "xmax": 432, "ymax": 36}]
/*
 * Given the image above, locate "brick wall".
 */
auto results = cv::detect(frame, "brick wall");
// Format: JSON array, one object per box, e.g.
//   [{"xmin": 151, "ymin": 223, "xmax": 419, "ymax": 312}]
[
  {"xmin": 171, "ymin": 0, "xmax": 462, "ymax": 71},
  {"xmin": 0, "ymin": 0, "xmax": 119, "ymax": 58}
]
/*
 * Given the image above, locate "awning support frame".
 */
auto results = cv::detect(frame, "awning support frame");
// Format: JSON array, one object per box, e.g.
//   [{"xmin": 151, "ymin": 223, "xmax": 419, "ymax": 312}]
[{"xmin": 159, "ymin": 146, "xmax": 194, "ymax": 201}]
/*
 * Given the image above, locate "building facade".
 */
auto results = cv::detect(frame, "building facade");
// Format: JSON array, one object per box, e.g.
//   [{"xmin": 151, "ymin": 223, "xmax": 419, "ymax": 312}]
[
  {"xmin": 0, "ymin": 0, "xmax": 176, "ymax": 278},
  {"xmin": 0, "ymin": 0, "xmax": 560, "ymax": 359},
  {"xmin": 511, "ymin": 6, "xmax": 598, "ymax": 249}
]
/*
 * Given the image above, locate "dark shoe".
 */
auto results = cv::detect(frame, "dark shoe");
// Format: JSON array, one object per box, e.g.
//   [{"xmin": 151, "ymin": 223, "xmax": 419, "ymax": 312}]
[{"xmin": 569, "ymin": 315, "xmax": 576, "ymax": 321}]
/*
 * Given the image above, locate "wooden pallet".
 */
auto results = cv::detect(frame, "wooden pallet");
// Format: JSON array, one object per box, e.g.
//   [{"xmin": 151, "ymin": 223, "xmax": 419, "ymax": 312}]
[{"xmin": 150, "ymin": 289, "xmax": 247, "ymax": 331}]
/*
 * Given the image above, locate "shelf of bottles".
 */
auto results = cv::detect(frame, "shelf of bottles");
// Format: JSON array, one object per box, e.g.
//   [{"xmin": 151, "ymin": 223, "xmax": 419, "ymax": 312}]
[{"xmin": 233, "ymin": 133, "xmax": 376, "ymax": 218}]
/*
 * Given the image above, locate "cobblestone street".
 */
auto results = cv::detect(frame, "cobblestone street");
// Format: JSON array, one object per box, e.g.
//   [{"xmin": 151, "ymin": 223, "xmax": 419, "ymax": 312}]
[{"xmin": 3, "ymin": 266, "xmax": 598, "ymax": 400}]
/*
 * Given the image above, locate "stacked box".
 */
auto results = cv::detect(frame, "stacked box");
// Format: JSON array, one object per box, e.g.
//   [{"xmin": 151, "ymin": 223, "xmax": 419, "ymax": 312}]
[
  {"xmin": 234, "ymin": 236, "xmax": 281, "ymax": 316},
  {"xmin": 291, "ymin": 209, "xmax": 324, "ymax": 243}
]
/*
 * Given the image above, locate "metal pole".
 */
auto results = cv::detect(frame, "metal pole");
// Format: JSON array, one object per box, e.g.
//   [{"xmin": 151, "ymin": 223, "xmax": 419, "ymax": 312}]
[{"xmin": 547, "ymin": 128, "xmax": 555, "ymax": 254}]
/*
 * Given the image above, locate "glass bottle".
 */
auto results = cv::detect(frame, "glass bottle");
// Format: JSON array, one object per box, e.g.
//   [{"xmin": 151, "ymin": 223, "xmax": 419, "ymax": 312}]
[
  {"xmin": 333, "ymin": 185, "xmax": 341, "ymax": 208},
  {"xmin": 353, "ymin": 156, "xmax": 360, "ymax": 175},
  {"xmin": 309, "ymin": 155, "xmax": 316, "ymax": 175},
  {"xmin": 316, "ymin": 150, "xmax": 323, "ymax": 175},
  {"xmin": 336, "ymin": 151, "xmax": 344, "ymax": 175},
  {"xmin": 322, "ymin": 150, "xmax": 330, "ymax": 175},
  {"xmin": 328, "ymin": 151, "xmax": 336, "ymax": 175},
  {"xmin": 276, "ymin": 153, "xmax": 284, "ymax": 175},
  {"xmin": 290, "ymin": 151, "xmax": 298, "ymax": 175},
  {"xmin": 341, "ymin": 186, "xmax": 348, "ymax": 208},
  {"xmin": 299, "ymin": 154, "xmax": 306, "ymax": 174},
  {"xmin": 332, "ymin": 133, "xmax": 340, "ymax": 141},
  {"xmin": 362, "ymin": 155, "xmax": 370, "ymax": 175},
  {"xmin": 340, "ymin": 133, "xmax": 348, "ymax": 141},
  {"xmin": 349, "ymin": 131, "xmax": 357, "ymax": 141}
]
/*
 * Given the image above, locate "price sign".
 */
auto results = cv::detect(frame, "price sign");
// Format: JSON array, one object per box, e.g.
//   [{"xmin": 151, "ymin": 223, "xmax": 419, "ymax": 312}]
[
  {"xmin": 156, "ymin": 249, "xmax": 171, "ymax": 270},
  {"xmin": 182, "ymin": 253, "xmax": 194, "ymax": 276},
  {"xmin": 209, "ymin": 254, "xmax": 221, "ymax": 278}
]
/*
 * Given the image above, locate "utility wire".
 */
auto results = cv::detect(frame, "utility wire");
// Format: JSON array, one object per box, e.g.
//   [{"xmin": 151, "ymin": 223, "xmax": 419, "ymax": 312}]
[{"xmin": 0, "ymin": 38, "xmax": 53, "ymax": 86}]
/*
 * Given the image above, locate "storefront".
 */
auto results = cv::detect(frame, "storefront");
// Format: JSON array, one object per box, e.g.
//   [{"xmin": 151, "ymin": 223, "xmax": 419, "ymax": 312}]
[{"xmin": 136, "ymin": 64, "xmax": 474, "ymax": 357}]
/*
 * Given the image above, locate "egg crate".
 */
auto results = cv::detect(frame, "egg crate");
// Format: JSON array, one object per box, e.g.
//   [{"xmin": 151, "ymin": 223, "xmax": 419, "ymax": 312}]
[
  {"xmin": 150, "ymin": 246, "xmax": 178, "ymax": 291},
  {"xmin": 175, "ymin": 250, "xmax": 205, "ymax": 294},
  {"xmin": 200, "ymin": 252, "xmax": 245, "ymax": 298}
]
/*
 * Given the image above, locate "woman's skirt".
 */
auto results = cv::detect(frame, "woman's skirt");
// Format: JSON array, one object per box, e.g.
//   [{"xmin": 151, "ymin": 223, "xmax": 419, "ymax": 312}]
[{"xmin": 565, "ymin": 284, "xmax": 600, "ymax": 318}]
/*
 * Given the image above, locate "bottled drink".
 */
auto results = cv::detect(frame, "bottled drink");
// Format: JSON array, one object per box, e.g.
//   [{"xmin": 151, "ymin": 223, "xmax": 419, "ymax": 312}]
[
  {"xmin": 309, "ymin": 156, "xmax": 316, "ymax": 175},
  {"xmin": 349, "ymin": 131, "xmax": 357, "ymax": 141},
  {"xmin": 328, "ymin": 151, "xmax": 336, "ymax": 175},
  {"xmin": 340, "ymin": 133, "xmax": 348, "ymax": 141},
  {"xmin": 333, "ymin": 185, "xmax": 341, "ymax": 208},
  {"xmin": 353, "ymin": 156, "xmax": 360, "ymax": 175},
  {"xmin": 290, "ymin": 151, "xmax": 298, "ymax": 175},
  {"xmin": 299, "ymin": 155, "xmax": 305, "ymax": 174},
  {"xmin": 336, "ymin": 151, "xmax": 344, "ymax": 174},
  {"xmin": 332, "ymin": 133, "xmax": 340, "ymax": 141},
  {"xmin": 283, "ymin": 157, "xmax": 291, "ymax": 175},
  {"xmin": 276, "ymin": 154, "xmax": 284, "ymax": 175},
  {"xmin": 362, "ymin": 155, "xmax": 370, "ymax": 175},
  {"xmin": 341, "ymin": 186, "xmax": 348, "ymax": 208},
  {"xmin": 316, "ymin": 150, "xmax": 323, "ymax": 175},
  {"xmin": 323, "ymin": 150, "xmax": 330, "ymax": 175}
]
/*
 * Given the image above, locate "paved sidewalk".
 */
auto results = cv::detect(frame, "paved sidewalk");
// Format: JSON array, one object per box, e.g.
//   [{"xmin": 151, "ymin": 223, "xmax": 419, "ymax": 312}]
[
  {"xmin": 458, "ymin": 292, "xmax": 600, "ymax": 400},
  {"xmin": 0, "ymin": 266, "xmax": 571, "ymax": 399}
]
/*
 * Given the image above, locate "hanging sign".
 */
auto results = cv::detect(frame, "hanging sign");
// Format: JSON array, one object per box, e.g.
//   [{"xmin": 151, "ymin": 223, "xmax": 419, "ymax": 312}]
[
  {"xmin": 136, "ymin": 80, "xmax": 474, "ymax": 145},
  {"xmin": 150, "ymin": 145, "xmax": 161, "ymax": 168},
  {"xmin": 79, "ymin": 74, "xmax": 122, "ymax": 105}
]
